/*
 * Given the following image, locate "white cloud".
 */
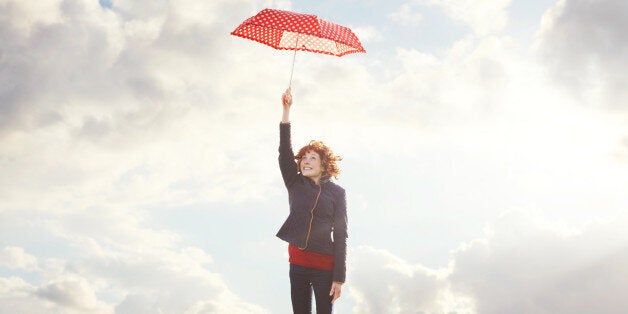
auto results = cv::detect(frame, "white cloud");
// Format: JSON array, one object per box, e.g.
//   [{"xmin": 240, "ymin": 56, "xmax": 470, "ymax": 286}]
[
  {"xmin": 0, "ymin": 276, "xmax": 34, "ymax": 299},
  {"xmin": 0, "ymin": 206, "xmax": 268, "ymax": 313},
  {"xmin": 351, "ymin": 25, "xmax": 384, "ymax": 44},
  {"xmin": 0, "ymin": 277, "xmax": 49, "ymax": 314},
  {"xmin": 0, "ymin": 247, "xmax": 38, "ymax": 271},
  {"xmin": 388, "ymin": 3, "xmax": 424, "ymax": 26},
  {"xmin": 372, "ymin": 34, "xmax": 514, "ymax": 127},
  {"xmin": 347, "ymin": 246, "xmax": 473, "ymax": 314},
  {"xmin": 0, "ymin": 0, "xmax": 65, "ymax": 34},
  {"xmin": 1, "ymin": 272, "xmax": 112, "ymax": 313},
  {"xmin": 0, "ymin": 0, "xmax": 283, "ymax": 215},
  {"xmin": 613, "ymin": 136, "xmax": 628, "ymax": 163},
  {"xmin": 35, "ymin": 276, "xmax": 110, "ymax": 312},
  {"xmin": 450, "ymin": 210, "xmax": 628, "ymax": 313},
  {"xmin": 535, "ymin": 0, "xmax": 628, "ymax": 109},
  {"xmin": 0, "ymin": 0, "xmax": 276, "ymax": 312},
  {"xmin": 416, "ymin": 0, "xmax": 512, "ymax": 36},
  {"xmin": 348, "ymin": 210, "xmax": 628, "ymax": 314}
]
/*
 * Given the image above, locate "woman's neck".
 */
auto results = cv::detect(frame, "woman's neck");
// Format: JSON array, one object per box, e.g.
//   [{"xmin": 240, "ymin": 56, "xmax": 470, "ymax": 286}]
[{"xmin": 307, "ymin": 175, "xmax": 321, "ymax": 185}]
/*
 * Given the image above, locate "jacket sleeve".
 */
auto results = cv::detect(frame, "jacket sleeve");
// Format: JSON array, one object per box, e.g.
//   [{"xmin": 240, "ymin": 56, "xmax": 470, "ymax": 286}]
[
  {"xmin": 332, "ymin": 188, "xmax": 348, "ymax": 283},
  {"xmin": 279, "ymin": 123, "xmax": 299, "ymax": 188}
]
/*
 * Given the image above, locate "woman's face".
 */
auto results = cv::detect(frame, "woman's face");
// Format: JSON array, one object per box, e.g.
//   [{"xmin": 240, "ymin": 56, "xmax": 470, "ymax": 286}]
[{"xmin": 300, "ymin": 150, "xmax": 323, "ymax": 180}]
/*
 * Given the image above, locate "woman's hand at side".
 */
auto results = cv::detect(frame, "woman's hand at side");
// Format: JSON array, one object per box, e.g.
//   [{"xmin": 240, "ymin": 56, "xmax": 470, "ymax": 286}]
[
  {"xmin": 329, "ymin": 281, "xmax": 343, "ymax": 303},
  {"xmin": 281, "ymin": 87, "xmax": 292, "ymax": 123}
]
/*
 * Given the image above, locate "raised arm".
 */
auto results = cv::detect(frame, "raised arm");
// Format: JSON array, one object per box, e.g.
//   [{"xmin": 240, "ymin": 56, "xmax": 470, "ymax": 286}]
[{"xmin": 279, "ymin": 88, "xmax": 298, "ymax": 188}]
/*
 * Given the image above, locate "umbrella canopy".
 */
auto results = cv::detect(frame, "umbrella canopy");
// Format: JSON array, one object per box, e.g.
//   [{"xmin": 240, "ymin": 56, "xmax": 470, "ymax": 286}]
[{"xmin": 231, "ymin": 8, "xmax": 365, "ymax": 57}]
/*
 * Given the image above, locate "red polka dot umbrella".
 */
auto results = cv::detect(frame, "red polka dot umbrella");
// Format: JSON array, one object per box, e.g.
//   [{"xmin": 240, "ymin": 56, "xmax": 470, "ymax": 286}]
[{"xmin": 231, "ymin": 8, "xmax": 366, "ymax": 87}]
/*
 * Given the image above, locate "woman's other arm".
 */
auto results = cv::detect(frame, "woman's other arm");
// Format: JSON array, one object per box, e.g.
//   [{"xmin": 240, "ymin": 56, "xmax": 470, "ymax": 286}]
[{"xmin": 330, "ymin": 188, "xmax": 348, "ymax": 303}]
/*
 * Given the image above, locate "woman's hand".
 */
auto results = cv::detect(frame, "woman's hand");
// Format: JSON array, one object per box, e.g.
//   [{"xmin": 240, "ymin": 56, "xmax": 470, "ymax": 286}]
[
  {"xmin": 281, "ymin": 87, "xmax": 292, "ymax": 123},
  {"xmin": 329, "ymin": 281, "xmax": 343, "ymax": 303},
  {"xmin": 282, "ymin": 87, "xmax": 292, "ymax": 107}
]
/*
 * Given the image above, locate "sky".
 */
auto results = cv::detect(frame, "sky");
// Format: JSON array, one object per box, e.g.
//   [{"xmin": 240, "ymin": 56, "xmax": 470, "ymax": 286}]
[{"xmin": 1, "ymin": 0, "xmax": 628, "ymax": 313}]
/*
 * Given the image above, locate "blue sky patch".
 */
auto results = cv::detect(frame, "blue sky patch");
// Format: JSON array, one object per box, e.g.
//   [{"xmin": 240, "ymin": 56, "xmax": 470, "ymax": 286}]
[{"xmin": 99, "ymin": 0, "xmax": 112, "ymax": 9}]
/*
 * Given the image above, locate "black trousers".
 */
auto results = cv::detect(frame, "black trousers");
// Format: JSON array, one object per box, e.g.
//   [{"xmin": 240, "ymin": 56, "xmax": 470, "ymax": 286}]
[{"xmin": 289, "ymin": 264, "xmax": 334, "ymax": 314}]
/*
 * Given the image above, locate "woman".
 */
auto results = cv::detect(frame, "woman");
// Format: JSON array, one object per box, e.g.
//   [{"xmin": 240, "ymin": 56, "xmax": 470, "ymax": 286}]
[{"xmin": 277, "ymin": 88, "xmax": 348, "ymax": 314}]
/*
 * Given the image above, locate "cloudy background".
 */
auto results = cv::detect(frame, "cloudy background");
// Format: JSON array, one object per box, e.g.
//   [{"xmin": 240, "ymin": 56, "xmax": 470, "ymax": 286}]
[{"xmin": 1, "ymin": 0, "xmax": 628, "ymax": 313}]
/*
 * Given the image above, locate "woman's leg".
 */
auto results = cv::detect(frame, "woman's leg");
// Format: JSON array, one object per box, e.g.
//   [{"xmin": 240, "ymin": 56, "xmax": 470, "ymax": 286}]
[
  {"xmin": 311, "ymin": 269, "xmax": 334, "ymax": 314},
  {"xmin": 290, "ymin": 264, "xmax": 313, "ymax": 314}
]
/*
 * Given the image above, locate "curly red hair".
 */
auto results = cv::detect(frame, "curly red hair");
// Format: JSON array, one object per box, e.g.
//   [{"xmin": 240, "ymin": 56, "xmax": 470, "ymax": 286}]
[{"xmin": 295, "ymin": 140, "xmax": 342, "ymax": 179}]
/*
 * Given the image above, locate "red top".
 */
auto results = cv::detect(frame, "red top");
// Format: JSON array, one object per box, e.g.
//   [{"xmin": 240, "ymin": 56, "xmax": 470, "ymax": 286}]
[{"xmin": 289, "ymin": 244, "xmax": 334, "ymax": 271}]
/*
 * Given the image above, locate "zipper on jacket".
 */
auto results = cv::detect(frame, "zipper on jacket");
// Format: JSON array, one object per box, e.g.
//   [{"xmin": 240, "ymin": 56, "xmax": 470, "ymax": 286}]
[{"xmin": 299, "ymin": 184, "xmax": 322, "ymax": 250}]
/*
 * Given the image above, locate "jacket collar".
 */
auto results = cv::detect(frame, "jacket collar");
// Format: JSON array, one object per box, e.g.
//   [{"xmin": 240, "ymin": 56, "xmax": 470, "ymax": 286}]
[{"xmin": 304, "ymin": 175, "xmax": 332, "ymax": 186}]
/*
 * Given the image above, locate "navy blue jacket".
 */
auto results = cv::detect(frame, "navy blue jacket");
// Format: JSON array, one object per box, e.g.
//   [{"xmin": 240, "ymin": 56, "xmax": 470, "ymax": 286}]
[{"xmin": 276, "ymin": 123, "xmax": 348, "ymax": 283}]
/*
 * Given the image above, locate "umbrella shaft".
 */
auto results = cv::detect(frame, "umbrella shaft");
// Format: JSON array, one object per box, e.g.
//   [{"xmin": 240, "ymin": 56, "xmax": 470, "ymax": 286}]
[
  {"xmin": 289, "ymin": 49, "xmax": 297, "ymax": 87},
  {"xmin": 289, "ymin": 36, "xmax": 300, "ymax": 88}
]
